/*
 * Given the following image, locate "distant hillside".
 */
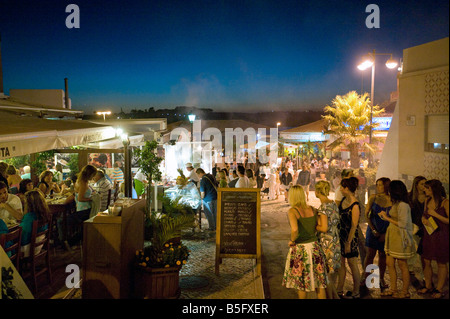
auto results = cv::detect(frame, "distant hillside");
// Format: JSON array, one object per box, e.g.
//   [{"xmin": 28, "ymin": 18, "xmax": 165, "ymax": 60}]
[{"xmin": 83, "ymin": 106, "xmax": 323, "ymax": 128}]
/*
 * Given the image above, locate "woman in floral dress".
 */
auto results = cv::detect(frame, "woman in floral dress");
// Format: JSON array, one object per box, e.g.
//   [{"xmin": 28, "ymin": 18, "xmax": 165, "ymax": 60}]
[
  {"xmin": 379, "ymin": 180, "xmax": 416, "ymax": 298},
  {"xmin": 282, "ymin": 185, "xmax": 328, "ymax": 299},
  {"xmin": 315, "ymin": 180, "xmax": 341, "ymax": 299}
]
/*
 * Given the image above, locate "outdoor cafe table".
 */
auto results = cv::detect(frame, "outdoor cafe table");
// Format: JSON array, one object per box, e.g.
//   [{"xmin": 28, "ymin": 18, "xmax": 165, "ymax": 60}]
[{"xmin": 46, "ymin": 195, "xmax": 76, "ymax": 249}]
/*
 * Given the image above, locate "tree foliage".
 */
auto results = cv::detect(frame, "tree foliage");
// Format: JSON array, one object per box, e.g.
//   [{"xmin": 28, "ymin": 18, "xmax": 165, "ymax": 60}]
[
  {"xmin": 134, "ymin": 140, "xmax": 163, "ymax": 183},
  {"xmin": 322, "ymin": 91, "xmax": 384, "ymax": 168}
]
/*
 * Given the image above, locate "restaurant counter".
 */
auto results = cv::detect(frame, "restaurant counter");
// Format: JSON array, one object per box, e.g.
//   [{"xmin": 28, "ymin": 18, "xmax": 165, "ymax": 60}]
[{"xmin": 82, "ymin": 198, "xmax": 145, "ymax": 299}]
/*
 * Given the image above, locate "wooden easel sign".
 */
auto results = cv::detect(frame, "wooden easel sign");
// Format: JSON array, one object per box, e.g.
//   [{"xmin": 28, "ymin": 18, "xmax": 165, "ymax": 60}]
[{"xmin": 215, "ymin": 188, "xmax": 261, "ymax": 276}]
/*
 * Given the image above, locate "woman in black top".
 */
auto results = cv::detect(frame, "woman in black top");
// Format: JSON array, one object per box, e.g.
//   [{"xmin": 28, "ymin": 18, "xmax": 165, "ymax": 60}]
[{"xmin": 38, "ymin": 171, "xmax": 61, "ymax": 197}]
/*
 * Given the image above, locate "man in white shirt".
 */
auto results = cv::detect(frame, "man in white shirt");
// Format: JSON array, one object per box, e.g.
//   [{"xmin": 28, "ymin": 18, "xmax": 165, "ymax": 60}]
[
  {"xmin": 235, "ymin": 165, "xmax": 250, "ymax": 188},
  {"xmin": 93, "ymin": 171, "xmax": 113, "ymax": 211},
  {"xmin": 334, "ymin": 168, "xmax": 354, "ymax": 205},
  {"xmin": 134, "ymin": 168, "xmax": 148, "ymax": 183},
  {"xmin": 186, "ymin": 163, "xmax": 200, "ymax": 187},
  {"xmin": 0, "ymin": 181, "xmax": 23, "ymax": 224}
]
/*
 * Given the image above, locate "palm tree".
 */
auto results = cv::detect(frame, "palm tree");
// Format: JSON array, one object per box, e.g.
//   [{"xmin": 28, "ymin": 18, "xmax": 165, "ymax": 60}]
[{"xmin": 322, "ymin": 91, "xmax": 384, "ymax": 168}]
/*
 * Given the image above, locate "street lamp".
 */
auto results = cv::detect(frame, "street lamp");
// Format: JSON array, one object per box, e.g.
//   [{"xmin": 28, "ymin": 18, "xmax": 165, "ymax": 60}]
[
  {"xmin": 357, "ymin": 49, "xmax": 398, "ymax": 166},
  {"xmin": 120, "ymin": 132, "xmax": 132, "ymax": 198},
  {"xmin": 96, "ymin": 111, "xmax": 111, "ymax": 121},
  {"xmin": 188, "ymin": 114, "xmax": 196, "ymax": 163}
]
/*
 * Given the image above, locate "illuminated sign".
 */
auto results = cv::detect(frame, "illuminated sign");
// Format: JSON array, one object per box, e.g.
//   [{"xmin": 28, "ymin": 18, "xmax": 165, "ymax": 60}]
[{"xmin": 372, "ymin": 117, "xmax": 392, "ymax": 131}]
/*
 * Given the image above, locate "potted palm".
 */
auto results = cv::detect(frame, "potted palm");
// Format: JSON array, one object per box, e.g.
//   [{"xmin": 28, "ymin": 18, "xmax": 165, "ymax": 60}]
[{"xmin": 133, "ymin": 196, "xmax": 195, "ymax": 299}]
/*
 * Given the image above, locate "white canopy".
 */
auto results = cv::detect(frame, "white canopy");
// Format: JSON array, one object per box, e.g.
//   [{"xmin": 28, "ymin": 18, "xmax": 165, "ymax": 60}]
[{"xmin": 0, "ymin": 111, "xmax": 116, "ymax": 159}]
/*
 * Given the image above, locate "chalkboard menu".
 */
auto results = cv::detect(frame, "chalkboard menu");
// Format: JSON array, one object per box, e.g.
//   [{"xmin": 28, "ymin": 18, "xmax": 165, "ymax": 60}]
[{"xmin": 215, "ymin": 188, "xmax": 261, "ymax": 276}]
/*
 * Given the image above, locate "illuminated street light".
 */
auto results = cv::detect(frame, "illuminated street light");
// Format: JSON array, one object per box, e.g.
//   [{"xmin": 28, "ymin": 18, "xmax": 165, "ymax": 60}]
[
  {"xmin": 96, "ymin": 111, "xmax": 111, "ymax": 121},
  {"xmin": 357, "ymin": 49, "xmax": 398, "ymax": 167},
  {"xmin": 188, "ymin": 114, "xmax": 196, "ymax": 163}
]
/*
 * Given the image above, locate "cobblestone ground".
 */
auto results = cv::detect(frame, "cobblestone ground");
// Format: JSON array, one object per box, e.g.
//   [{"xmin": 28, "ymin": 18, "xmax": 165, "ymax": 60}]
[{"xmin": 179, "ymin": 229, "xmax": 263, "ymax": 299}]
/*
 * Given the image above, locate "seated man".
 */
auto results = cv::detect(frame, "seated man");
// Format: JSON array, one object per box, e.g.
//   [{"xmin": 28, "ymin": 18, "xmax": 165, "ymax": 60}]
[
  {"xmin": 93, "ymin": 170, "xmax": 113, "ymax": 211},
  {"xmin": 0, "ymin": 181, "xmax": 23, "ymax": 224}
]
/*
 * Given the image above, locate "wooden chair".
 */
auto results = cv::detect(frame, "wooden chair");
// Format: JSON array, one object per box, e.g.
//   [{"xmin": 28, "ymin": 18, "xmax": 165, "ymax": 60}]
[
  {"xmin": 21, "ymin": 217, "xmax": 53, "ymax": 294},
  {"xmin": 0, "ymin": 226, "xmax": 22, "ymax": 270}
]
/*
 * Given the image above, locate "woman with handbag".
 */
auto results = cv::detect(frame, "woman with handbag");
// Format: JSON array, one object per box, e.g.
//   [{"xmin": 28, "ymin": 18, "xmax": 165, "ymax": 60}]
[
  {"xmin": 379, "ymin": 180, "xmax": 415, "ymax": 298},
  {"xmin": 418, "ymin": 179, "xmax": 449, "ymax": 299},
  {"xmin": 362, "ymin": 177, "xmax": 392, "ymax": 294}
]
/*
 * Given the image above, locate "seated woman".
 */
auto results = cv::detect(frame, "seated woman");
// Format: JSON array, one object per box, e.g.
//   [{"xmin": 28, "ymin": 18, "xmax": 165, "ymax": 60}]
[
  {"xmin": 67, "ymin": 165, "xmax": 97, "ymax": 246},
  {"xmin": 20, "ymin": 189, "xmax": 51, "ymax": 258},
  {"xmin": 7, "ymin": 165, "xmax": 22, "ymax": 193},
  {"xmin": 16, "ymin": 178, "xmax": 34, "ymax": 209},
  {"xmin": 38, "ymin": 171, "xmax": 61, "ymax": 197}
]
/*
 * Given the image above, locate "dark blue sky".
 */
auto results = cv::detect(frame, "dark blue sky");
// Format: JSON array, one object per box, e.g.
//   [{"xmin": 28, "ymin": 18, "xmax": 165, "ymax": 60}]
[{"xmin": 0, "ymin": 0, "xmax": 448, "ymax": 113}]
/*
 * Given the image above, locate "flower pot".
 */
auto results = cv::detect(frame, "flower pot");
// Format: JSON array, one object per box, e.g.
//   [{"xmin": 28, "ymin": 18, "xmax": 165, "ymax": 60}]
[{"xmin": 134, "ymin": 266, "xmax": 181, "ymax": 299}]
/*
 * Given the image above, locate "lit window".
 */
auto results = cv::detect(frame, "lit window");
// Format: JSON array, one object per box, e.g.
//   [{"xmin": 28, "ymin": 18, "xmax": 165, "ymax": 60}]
[{"xmin": 426, "ymin": 115, "xmax": 449, "ymax": 154}]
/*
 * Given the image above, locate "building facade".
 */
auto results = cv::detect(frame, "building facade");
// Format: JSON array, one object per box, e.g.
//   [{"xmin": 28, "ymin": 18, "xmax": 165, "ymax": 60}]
[{"xmin": 377, "ymin": 37, "xmax": 449, "ymax": 191}]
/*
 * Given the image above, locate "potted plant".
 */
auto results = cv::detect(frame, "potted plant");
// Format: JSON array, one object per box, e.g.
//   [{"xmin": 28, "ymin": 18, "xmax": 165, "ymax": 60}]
[
  {"xmin": 133, "ymin": 142, "xmax": 196, "ymax": 298},
  {"xmin": 133, "ymin": 197, "xmax": 195, "ymax": 299},
  {"xmin": 134, "ymin": 140, "xmax": 163, "ymax": 213}
]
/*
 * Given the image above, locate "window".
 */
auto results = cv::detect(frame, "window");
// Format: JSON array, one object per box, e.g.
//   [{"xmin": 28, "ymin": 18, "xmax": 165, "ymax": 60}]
[{"xmin": 426, "ymin": 114, "xmax": 449, "ymax": 153}]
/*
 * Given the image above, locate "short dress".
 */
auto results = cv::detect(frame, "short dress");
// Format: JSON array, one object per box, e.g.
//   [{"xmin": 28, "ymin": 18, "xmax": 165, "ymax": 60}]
[
  {"xmin": 421, "ymin": 200, "xmax": 449, "ymax": 263},
  {"xmin": 365, "ymin": 199, "xmax": 391, "ymax": 251},
  {"xmin": 317, "ymin": 201, "xmax": 341, "ymax": 273},
  {"xmin": 282, "ymin": 208, "xmax": 328, "ymax": 292},
  {"xmin": 338, "ymin": 198, "xmax": 360, "ymax": 258},
  {"xmin": 384, "ymin": 202, "xmax": 415, "ymax": 259}
]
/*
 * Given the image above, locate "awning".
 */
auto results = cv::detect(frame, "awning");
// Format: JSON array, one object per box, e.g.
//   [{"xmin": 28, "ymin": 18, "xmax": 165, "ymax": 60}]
[{"xmin": 0, "ymin": 111, "xmax": 116, "ymax": 159}]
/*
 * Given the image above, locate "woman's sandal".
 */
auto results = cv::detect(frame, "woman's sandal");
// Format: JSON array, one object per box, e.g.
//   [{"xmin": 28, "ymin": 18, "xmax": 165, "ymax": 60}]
[
  {"xmin": 393, "ymin": 291, "xmax": 411, "ymax": 299},
  {"xmin": 380, "ymin": 289, "xmax": 395, "ymax": 296},
  {"xmin": 418, "ymin": 287, "xmax": 434, "ymax": 294},
  {"xmin": 431, "ymin": 289, "xmax": 446, "ymax": 299}
]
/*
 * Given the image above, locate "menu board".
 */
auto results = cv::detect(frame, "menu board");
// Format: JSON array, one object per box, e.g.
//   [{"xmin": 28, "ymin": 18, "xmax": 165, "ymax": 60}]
[{"xmin": 215, "ymin": 188, "xmax": 261, "ymax": 276}]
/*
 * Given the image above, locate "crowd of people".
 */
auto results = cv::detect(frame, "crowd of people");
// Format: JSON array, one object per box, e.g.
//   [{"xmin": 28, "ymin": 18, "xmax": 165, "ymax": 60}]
[
  {"xmin": 279, "ymin": 166, "xmax": 448, "ymax": 299},
  {"xmin": 0, "ymin": 160, "xmax": 128, "ymax": 251},
  {"xmin": 1, "ymin": 155, "xmax": 448, "ymax": 300}
]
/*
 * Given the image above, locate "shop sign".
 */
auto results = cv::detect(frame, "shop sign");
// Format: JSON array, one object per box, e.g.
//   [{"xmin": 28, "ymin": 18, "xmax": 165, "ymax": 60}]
[
  {"xmin": 372, "ymin": 117, "xmax": 392, "ymax": 131},
  {"xmin": 0, "ymin": 146, "xmax": 12, "ymax": 158}
]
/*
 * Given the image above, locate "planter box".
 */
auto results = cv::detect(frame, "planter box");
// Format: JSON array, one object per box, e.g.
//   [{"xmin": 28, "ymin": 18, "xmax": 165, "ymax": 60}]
[{"xmin": 134, "ymin": 266, "xmax": 181, "ymax": 299}]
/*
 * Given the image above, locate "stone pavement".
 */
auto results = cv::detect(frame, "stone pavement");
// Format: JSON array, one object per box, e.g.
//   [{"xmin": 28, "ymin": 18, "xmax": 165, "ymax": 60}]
[{"xmin": 179, "ymin": 229, "xmax": 264, "ymax": 299}]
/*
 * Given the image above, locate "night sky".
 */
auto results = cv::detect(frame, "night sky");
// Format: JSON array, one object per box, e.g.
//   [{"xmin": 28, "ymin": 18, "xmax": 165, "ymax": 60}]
[{"xmin": 0, "ymin": 0, "xmax": 448, "ymax": 113}]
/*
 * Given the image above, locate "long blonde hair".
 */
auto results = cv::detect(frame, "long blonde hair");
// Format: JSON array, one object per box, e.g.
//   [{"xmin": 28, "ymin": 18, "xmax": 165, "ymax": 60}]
[
  {"xmin": 77, "ymin": 164, "xmax": 98, "ymax": 184},
  {"xmin": 288, "ymin": 185, "xmax": 308, "ymax": 210}
]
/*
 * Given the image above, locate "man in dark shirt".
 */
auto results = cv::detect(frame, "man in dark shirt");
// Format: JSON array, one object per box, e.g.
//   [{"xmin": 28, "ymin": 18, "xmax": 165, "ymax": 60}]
[
  {"xmin": 196, "ymin": 168, "xmax": 218, "ymax": 231},
  {"xmin": 228, "ymin": 170, "xmax": 239, "ymax": 188},
  {"xmin": 296, "ymin": 164, "xmax": 311, "ymax": 201},
  {"xmin": 280, "ymin": 168, "xmax": 293, "ymax": 202}
]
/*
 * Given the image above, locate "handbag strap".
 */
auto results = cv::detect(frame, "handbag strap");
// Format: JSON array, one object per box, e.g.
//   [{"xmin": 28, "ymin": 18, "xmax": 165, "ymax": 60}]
[{"xmin": 204, "ymin": 175, "xmax": 218, "ymax": 192}]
